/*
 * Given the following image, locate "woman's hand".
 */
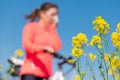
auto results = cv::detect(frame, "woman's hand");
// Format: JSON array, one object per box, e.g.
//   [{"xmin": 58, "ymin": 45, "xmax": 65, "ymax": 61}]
[
  {"xmin": 50, "ymin": 15, "xmax": 59, "ymax": 28},
  {"xmin": 44, "ymin": 46, "xmax": 55, "ymax": 54},
  {"xmin": 53, "ymin": 15, "xmax": 59, "ymax": 23}
]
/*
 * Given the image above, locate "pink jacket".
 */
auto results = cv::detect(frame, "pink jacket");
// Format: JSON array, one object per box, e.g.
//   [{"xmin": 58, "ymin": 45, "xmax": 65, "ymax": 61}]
[{"xmin": 20, "ymin": 22, "xmax": 62, "ymax": 78}]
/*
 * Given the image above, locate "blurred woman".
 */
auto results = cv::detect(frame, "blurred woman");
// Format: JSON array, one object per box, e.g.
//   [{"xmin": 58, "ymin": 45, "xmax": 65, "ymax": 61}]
[{"xmin": 20, "ymin": 2, "xmax": 62, "ymax": 80}]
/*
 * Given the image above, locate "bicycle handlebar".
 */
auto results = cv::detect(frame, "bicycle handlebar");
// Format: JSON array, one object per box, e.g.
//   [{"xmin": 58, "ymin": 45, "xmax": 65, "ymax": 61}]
[
  {"xmin": 43, "ymin": 50, "xmax": 76, "ymax": 68},
  {"xmin": 44, "ymin": 49, "xmax": 65, "ymax": 59}
]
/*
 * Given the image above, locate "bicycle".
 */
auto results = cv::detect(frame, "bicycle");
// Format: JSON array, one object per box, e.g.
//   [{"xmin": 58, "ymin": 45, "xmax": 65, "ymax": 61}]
[{"xmin": 7, "ymin": 50, "xmax": 77, "ymax": 80}]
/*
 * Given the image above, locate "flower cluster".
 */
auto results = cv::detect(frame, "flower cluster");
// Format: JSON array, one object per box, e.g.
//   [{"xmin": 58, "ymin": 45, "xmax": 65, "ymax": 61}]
[
  {"xmin": 92, "ymin": 16, "xmax": 110, "ymax": 35},
  {"xmin": 111, "ymin": 32, "xmax": 120, "ymax": 49},
  {"xmin": 72, "ymin": 33, "xmax": 88, "ymax": 47},
  {"xmin": 89, "ymin": 53, "xmax": 97, "ymax": 61},
  {"xmin": 14, "ymin": 49, "xmax": 24, "ymax": 57},
  {"xmin": 104, "ymin": 53, "xmax": 110, "ymax": 62},
  {"xmin": 90, "ymin": 35, "xmax": 102, "ymax": 48},
  {"xmin": 70, "ymin": 16, "xmax": 120, "ymax": 80},
  {"xmin": 109, "ymin": 56, "xmax": 120, "ymax": 75},
  {"xmin": 71, "ymin": 47, "xmax": 83, "ymax": 58},
  {"xmin": 111, "ymin": 23, "xmax": 120, "ymax": 50},
  {"xmin": 71, "ymin": 33, "xmax": 88, "ymax": 58}
]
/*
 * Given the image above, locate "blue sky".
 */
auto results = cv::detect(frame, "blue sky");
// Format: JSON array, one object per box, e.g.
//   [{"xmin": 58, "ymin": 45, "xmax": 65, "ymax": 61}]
[{"xmin": 0, "ymin": 0, "xmax": 120, "ymax": 79}]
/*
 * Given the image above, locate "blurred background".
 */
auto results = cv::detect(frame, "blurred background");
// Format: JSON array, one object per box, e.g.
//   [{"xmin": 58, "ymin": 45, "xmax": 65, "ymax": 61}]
[{"xmin": 0, "ymin": 0, "xmax": 120, "ymax": 80}]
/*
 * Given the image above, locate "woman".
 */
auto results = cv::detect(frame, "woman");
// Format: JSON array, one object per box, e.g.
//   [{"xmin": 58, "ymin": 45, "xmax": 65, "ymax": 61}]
[{"xmin": 20, "ymin": 2, "xmax": 62, "ymax": 80}]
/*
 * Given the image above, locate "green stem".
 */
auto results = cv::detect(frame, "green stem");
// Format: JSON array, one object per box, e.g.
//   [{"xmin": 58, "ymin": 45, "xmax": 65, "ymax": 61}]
[
  {"xmin": 111, "ymin": 69, "xmax": 116, "ymax": 80},
  {"xmin": 79, "ymin": 58, "xmax": 84, "ymax": 80},
  {"xmin": 100, "ymin": 34, "xmax": 104, "ymax": 53},
  {"xmin": 109, "ymin": 60, "xmax": 116, "ymax": 80},
  {"xmin": 77, "ymin": 58, "xmax": 82, "ymax": 80},
  {"xmin": 95, "ymin": 45, "xmax": 102, "ymax": 55},
  {"xmin": 6, "ymin": 65, "xmax": 15, "ymax": 80},
  {"xmin": 104, "ymin": 35, "xmax": 112, "ymax": 55},
  {"xmin": 103, "ymin": 36, "xmax": 109, "ymax": 53},
  {"xmin": 98, "ymin": 60, "xmax": 106, "ymax": 80},
  {"xmin": 102, "ymin": 35, "xmax": 107, "ymax": 80},
  {"xmin": 101, "ymin": 34, "xmax": 109, "ymax": 80},
  {"xmin": 89, "ymin": 62, "xmax": 96, "ymax": 80},
  {"xmin": 95, "ymin": 46, "xmax": 106, "ymax": 80},
  {"xmin": 98, "ymin": 65, "xmax": 106, "ymax": 80},
  {"xmin": 103, "ymin": 60, "xmax": 108, "ymax": 80}
]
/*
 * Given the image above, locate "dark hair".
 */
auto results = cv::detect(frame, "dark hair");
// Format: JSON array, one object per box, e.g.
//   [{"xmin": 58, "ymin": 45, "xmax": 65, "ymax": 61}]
[{"xmin": 25, "ymin": 2, "xmax": 58, "ymax": 22}]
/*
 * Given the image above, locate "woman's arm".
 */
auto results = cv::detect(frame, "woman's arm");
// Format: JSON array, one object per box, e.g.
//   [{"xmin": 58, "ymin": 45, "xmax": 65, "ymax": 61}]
[
  {"xmin": 22, "ymin": 23, "xmax": 44, "ymax": 54},
  {"xmin": 50, "ymin": 24, "xmax": 62, "ymax": 51}
]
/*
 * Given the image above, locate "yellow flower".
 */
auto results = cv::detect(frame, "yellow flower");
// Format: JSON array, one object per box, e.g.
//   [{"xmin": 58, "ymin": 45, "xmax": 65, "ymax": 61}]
[
  {"xmin": 75, "ymin": 74, "xmax": 81, "ymax": 80},
  {"xmin": 72, "ymin": 33, "xmax": 88, "ymax": 47},
  {"xmin": 89, "ymin": 53, "xmax": 97, "ymax": 61},
  {"xmin": 109, "ymin": 55, "xmax": 120, "ymax": 74},
  {"xmin": 104, "ymin": 54, "xmax": 110, "ymax": 62},
  {"xmin": 72, "ymin": 36, "xmax": 80, "ymax": 47},
  {"xmin": 109, "ymin": 56, "xmax": 118, "ymax": 75},
  {"xmin": 68, "ymin": 59, "xmax": 75, "ymax": 64},
  {"xmin": 15, "ymin": 49, "xmax": 24, "ymax": 57},
  {"xmin": 111, "ymin": 23, "xmax": 120, "ymax": 49},
  {"xmin": 90, "ymin": 35, "xmax": 102, "ymax": 46},
  {"xmin": 92, "ymin": 16, "xmax": 110, "ymax": 35},
  {"xmin": 71, "ymin": 47, "xmax": 83, "ymax": 58},
  {"xmin": 111, "ymin": 32, "xmax": 120, "ymax": 49},
  {"xmin": 76, "ymin": 33, "xmax": 88, "ymax": 43},
  {"xmin": 110, "ymin": 56, "xmax": 119, "ymax": 66}
]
